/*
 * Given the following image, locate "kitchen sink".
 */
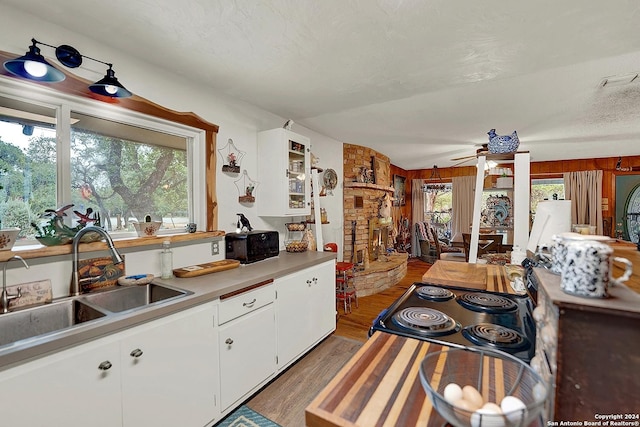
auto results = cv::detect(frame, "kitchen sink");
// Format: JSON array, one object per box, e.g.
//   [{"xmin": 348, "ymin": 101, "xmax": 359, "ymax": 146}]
[
  {"xmin": 0, "ymin": 299, "xmax": 106, "ymax": 348},
  {"xmin": 80, "ymin": 283, "xmax": 191, "ymax": 313}
]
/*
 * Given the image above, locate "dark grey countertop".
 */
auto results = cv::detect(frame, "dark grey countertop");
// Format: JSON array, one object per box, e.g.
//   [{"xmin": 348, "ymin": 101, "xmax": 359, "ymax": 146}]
[{"xmin": 0, "ymin": 251, "xmax": 336, "ymax": 371}]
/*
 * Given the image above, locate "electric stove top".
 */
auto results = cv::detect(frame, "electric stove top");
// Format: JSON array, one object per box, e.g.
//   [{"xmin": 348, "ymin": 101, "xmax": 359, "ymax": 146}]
[{"xmin": 370, "ymin": 282, "xmax": 536, "ymax": 362}]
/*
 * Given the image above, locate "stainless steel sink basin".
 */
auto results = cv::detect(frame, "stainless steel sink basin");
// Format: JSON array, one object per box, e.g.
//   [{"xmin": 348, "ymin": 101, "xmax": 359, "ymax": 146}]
[
  {"xmin": 80, "ymin": 283, "xmax": 190, "ymax": 313},
  {"xmin": 0, "ymin": 299, "xmax": 106, "ymax": 347}
]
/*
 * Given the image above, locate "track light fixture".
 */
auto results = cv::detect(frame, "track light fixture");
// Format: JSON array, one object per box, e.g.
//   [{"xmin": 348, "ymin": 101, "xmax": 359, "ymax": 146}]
[{"xmin": 3, "ymin": 38, "xmax": 132, "ymax": 98}]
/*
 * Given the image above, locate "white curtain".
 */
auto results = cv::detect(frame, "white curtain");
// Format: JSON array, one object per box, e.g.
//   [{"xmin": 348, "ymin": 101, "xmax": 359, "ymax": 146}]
[
  {"xmin": 451, "ymin": 175, "xmax": 476, "ymax": 239},
  {"xmin": 563, "ymin": 170, "xmax": 603, "ymax": 234},
  {"xmin": 411, "ymin": 179, "xmax": 425, "ymax": 256}
]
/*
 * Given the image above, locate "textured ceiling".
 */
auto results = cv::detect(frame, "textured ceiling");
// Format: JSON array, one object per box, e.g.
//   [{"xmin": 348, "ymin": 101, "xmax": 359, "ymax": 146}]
[{"xmin": 3, "ymin": 0, "xmax": 640, "ymax": 169}]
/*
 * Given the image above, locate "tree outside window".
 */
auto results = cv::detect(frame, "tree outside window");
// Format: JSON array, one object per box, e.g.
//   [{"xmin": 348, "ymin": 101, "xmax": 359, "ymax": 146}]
[{"xmin": 0, "ymin": 96, "xmax": 190, "ymax": 242}]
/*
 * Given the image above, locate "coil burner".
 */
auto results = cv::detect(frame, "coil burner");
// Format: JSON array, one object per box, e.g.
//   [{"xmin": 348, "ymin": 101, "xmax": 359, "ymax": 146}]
[
  {"xmin": 462, "ymin": 323, "xmax": 528, "ymax": 349},
  {"xmin": 416, "ymin": 285, "xmax": 455, "ymax": 302},
  {"xmin": 457, "ymin": 292, "xmax": 517, "ymax": 313},
  {"xmin": 391, "ymin": 307, "xmax": 460, "ymax": 337},
  {"xmin": 369, "ymin": 283, "xmax": 535, "ymax": 362}
]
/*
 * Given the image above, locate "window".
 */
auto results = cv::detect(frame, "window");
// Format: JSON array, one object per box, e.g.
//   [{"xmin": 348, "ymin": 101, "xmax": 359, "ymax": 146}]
[
  {"xmin": 531, "ymin": 178, "xmax": 565, "ymax": 213},
  {"xmin": 423, "ymin": 182, "xmax": 453, "ymax": 241},
  {"xmin": 0, "ymin": 87, "xmax": 205, "ymax": 244}
]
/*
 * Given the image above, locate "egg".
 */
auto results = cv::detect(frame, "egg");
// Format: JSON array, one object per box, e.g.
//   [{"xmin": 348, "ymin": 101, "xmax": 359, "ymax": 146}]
[
  {"xmin": 533, "ymin": 382, "xmax": 547, "ymax": 402},
  {"xmin": 443, "ymin": 383, "xmax": 463, "ymax": 403},
  {"xmin": 462, "ymin": 385, "xmax": 484, "ymax": 410},
  {"xmin": 452, "ymin": 399, "xmax": 475, "ymax": 425},
  {"xmin": 500, "ymin": 396, "xmax": 528, "ymax": 423},
  {"xmin": 470, "ymin": 408, "xmax": 506, "ymax": 427},
  {"xmin": 452, "ymin": 398, "xmax": 475, "ymax": 411},
  {"xmin": 482, "ymin": 402, "xmax": 503, "ymax": 413}
]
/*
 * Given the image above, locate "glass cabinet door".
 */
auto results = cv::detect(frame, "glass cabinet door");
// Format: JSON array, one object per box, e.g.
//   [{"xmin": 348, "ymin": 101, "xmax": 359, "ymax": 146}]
[
  {"xmin": 288, "ymin": 138, "xmax": 307, "ymax": 210},
  {"xmin": 257, "ymin": 128, "xmax": 311, "ymax": 217}
]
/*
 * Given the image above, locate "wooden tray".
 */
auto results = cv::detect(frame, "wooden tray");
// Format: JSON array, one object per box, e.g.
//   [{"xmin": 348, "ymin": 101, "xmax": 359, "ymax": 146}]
[
  {"xmin": 421, "ymin": 260, "xmax": 487, "ymax": 289},
  {"xmin": 173, "ymin": 259, "xmax": 240, "ymax": 278}
]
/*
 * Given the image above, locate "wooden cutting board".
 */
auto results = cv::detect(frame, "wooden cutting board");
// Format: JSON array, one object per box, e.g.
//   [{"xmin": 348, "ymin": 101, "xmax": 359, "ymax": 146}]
[
  {"xmin": 173, "ymin": 259, "xmax": 240, "ymax": 278},
  {"xmin": 421, "ymin": 260, "xmax": 487, "ymax": 289}
]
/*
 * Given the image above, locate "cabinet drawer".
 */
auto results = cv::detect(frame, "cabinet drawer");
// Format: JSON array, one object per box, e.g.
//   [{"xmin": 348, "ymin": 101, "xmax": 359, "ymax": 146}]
[{"xmin": 218, "ymin": 280, "xmax": 275, "ymax": 325}]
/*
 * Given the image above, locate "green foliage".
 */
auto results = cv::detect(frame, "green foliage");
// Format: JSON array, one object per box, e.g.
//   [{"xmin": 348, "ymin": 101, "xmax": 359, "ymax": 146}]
[
  {"xmin": 0, "ymin": 199, "xmax": 32, "ymax": 238},
  {"xmin": 0, "ymin": 124, "xmax": 188, "ymax": 233},
  {"xmin": 69, "ymin": 130, "xmax": 187, "ymax": 224},
  {"xmin": 0, "ymin": 141, "xmax": 26, "ymax": 171},
  {"xmin": 531, "ymin": 183, "xmax": 565, "ymax": 213}
]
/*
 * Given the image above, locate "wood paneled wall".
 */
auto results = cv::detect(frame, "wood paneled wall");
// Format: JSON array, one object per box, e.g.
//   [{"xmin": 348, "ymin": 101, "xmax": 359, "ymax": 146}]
[{"xmin": 392, "ymin": 155, "xmax": 640, "ymax": 234}]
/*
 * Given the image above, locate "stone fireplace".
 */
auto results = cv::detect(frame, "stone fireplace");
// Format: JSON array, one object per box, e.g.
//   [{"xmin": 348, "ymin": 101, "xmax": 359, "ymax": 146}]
[
  {"xmin": 369, "ymin": 217, "xmax": 392, "ymax": 261},
  {"xmin": 342, "ymin": 144, "xmax": 408, "ymax": 297}
]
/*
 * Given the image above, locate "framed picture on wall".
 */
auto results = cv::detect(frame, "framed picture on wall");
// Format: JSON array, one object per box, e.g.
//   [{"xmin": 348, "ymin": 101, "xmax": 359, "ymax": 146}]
[
  {"xmin": 372, "ymin": 156, "xmax": 390, "ymax": 185},
  {"xmin": 393, "ymin": 174, "xmax": 406, "ymax": 206}
]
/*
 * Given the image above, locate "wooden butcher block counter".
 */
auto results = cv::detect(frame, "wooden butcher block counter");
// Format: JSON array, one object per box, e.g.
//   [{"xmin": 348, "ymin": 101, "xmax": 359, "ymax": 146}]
[
  {"xmin": 422, "ymin": 260, "xmax": 525, "ymax": 295},
  {"xmin": 306, "ymin": 332, "xmax": 542, "ymax": 427},
  {"xmin": 305, "ymin": 332, "xmax": 450, "ymax": 427}
]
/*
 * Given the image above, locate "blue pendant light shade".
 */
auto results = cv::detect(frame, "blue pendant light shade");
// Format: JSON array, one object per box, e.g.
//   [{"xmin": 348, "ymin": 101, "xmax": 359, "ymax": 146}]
[
  {"xmin": 88, "ymin": 65, "xmax": 132, "ymax": 98},
  {"xmin": 3, "ymin": 39, "xmax": 66, "ymax": 82}
]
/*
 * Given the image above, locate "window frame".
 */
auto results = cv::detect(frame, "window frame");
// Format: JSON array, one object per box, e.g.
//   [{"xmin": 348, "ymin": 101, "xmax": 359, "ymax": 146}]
[
  {"xmin": 0, "ymin": 77, "xmax": 208, "ymax": 242},
  {"xmin": 530, "ymin": 177, "xmax": 565, "ymax": 214}
]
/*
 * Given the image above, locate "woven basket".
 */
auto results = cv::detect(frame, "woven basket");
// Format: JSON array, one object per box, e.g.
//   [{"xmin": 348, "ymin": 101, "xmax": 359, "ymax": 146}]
[
  {"xmin": 285, "ymin": 222, "xmax": 306, "ymax": 231},
  {"xmin": 285, "ymin": 240, "xmax": 308, "ymax": 252}
]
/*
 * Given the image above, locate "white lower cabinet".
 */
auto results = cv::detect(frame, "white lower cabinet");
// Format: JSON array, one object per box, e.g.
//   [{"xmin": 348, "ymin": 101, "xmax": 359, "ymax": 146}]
[
  {"xmin": 218, "ymin": 284, "xmax": 277, "ymax": 412},
  {"xmin": 275, "ymin": 260, "xmax": 336, "ymax": 369},
  {"xmin": 120, "ymin": 302, "xmax": 219, "ymax": 427},
  {"xmin": 0, "ymin": 301, "xmax": 218, "ymax": 427},
  {"xmin": 0, "ymin": 334, "xmax": 122, "ymax": 427},
  {"xmin": 0, "ymin": 260, "xmax": 336, "ymax": 426}
]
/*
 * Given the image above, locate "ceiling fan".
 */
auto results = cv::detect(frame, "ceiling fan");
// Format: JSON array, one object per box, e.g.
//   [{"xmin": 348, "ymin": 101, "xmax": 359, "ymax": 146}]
[{"xmin": 450, "ymin": 143, "xmax": 489, "ymax": 166}]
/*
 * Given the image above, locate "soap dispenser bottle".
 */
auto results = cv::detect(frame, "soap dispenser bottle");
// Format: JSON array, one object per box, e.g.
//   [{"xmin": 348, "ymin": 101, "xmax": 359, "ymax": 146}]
[{"xmin": 160, "ymin": 240, "xmax": 173, "ymax": 279}]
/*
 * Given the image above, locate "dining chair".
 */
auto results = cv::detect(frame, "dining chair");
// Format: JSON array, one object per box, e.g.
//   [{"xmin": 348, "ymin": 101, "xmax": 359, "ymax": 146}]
[{"xmin": 429, "ymin": 226, "xmax": 465, "ymax": 262}]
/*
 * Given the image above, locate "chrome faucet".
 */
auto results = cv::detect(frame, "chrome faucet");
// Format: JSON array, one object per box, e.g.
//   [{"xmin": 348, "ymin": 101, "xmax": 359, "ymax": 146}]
[
  {"xmin": 71, "ymin": 226, "xmax": 124, "ymax": 296},
  {"xmin": 2, "ymin": 255, "xmax": 29, "ymax": 314}
]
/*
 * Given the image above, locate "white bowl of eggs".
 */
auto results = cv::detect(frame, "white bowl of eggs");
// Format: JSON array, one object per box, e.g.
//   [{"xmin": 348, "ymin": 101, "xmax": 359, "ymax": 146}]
[{"xmin": 419, "ymin": 347, "xmax": 548, "ymax": 427}]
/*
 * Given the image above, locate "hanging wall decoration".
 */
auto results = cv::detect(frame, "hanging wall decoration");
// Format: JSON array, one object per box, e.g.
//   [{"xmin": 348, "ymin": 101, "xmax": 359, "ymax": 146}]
[
  {"xmin": 323, "ymin": 168, "xmax": 338, "ymax": 196},
  {"xmin": 217, "ymin": 138, "xmax": 245, "ymax": 173},
  {"xmin": 234, "ymin": 170, "xmax": 259, "ymax": 203}
]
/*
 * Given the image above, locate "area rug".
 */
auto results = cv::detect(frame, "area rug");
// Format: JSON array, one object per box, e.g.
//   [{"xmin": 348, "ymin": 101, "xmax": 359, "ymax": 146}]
[{"xmin": 216, "ymin": 405, "xmax": 281, "ymax": 427}]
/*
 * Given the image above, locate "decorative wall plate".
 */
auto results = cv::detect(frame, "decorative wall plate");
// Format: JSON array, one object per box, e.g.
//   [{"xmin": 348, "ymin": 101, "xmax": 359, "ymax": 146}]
[
  {"xmin": 323, "ymin": 168, "xmax": 338, "ymax": 195},
  {"xmin": 481, "ymin": 195, "xmax": 512, "ymax": 227}
]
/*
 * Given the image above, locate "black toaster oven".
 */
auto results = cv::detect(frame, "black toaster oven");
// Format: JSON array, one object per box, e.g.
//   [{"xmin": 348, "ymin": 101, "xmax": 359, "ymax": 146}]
[{"xmin": 225, "ymin": 230, "xmax": 279, "ymax": 264}]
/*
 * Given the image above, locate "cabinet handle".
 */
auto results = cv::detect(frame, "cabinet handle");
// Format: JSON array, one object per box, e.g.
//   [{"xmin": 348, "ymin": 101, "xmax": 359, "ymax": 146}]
[
  {"xmin": 225, "ymin": 338, "xmax": 234, "ymax": 345},
  {"xmin": 313, "ymin": 277, "xmax": 318, "ymax": 283},
  {"xmin": 98, "ymin": 361, "xmax": 112, "ymax": 371},
  {"xmin": 130, "ymin": 348, "xmax": 144, "ymax": 358},
  {"xmin": 243, "ymin": 299, "xmax": 256, "ymax": 308},
  {"xmin": 306, "ymin": 279, "xmax": 312, "ymax": 286}
]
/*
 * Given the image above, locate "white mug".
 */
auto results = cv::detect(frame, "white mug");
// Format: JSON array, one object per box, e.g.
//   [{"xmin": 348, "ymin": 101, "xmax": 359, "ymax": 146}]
[
  {"xmin": 550, "ymin": 232, "xmax": 612, "ymax": 275},
  {"xmin": 560, "ymin": 240, "xmax": 633, "ymax": 298}
]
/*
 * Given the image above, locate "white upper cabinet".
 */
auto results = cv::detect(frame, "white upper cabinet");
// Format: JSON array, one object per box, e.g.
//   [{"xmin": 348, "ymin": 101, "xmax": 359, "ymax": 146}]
[{"xmin": 257, "ymin": 128, "xmax": 311, "ymax": 216}]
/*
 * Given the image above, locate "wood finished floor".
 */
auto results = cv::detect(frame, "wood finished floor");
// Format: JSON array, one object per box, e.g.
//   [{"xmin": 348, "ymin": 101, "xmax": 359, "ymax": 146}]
[
  {"xmin": 334, "ymin": 257, "xmax": 432, "ymax": 342},
  {"xmin": 245, "ymin": 258, "xmax": 432, "ymax": 426},
  {"xmin": 246, "ymin": 335, "xmax": 363, "ymax": 427}
]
